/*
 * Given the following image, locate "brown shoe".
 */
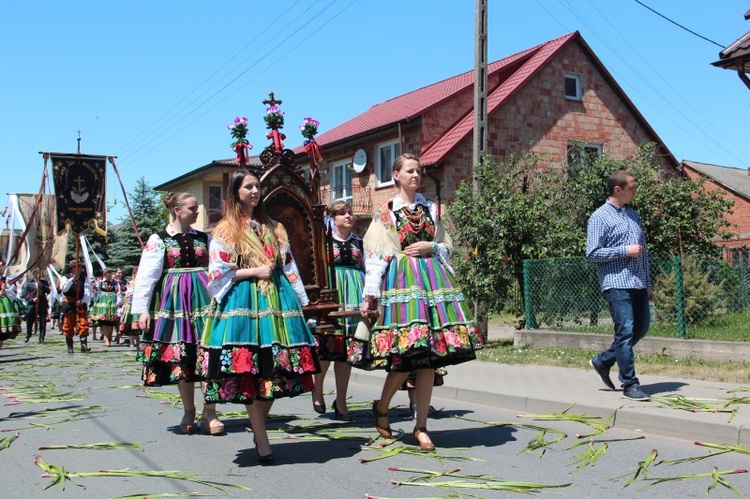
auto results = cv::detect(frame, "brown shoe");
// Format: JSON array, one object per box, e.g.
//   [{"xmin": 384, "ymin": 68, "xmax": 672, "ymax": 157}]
[{"xmin": 413, "ymin": 426, "xmax": 435, "ymax": 451}]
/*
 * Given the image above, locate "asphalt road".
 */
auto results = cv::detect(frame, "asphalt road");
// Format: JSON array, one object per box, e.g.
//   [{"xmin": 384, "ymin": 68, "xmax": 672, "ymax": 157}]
[{"xmin": 1, "ymin": 335, "xmax": 748, "ymax": 498}]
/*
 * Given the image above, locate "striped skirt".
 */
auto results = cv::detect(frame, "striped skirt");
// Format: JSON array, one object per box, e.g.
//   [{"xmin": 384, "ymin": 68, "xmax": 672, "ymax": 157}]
[
  {"xmin": 347, "ymin": 253, "xmax": 483, "ymax": 372},
  {"xmin": 137, "ymin": 268, "xmax": 211, "ymax": 386},
  {"xmin": 90, "ymin": 291, "xmax": 120, "ymax": 325},
  {"xmin": 118, "ymin": 301, "xmax": 140, "ymax": 334},
  {"xmin": 314, "ymin": 265, "xmax": 364, "ymax": 362},
  {"xmin": 0, "ymin": 295, "xmax": 21, "ymax": 339},
  {"xmin": 199, "ymin": 269, "xmax": 319, "ymax": 404}
]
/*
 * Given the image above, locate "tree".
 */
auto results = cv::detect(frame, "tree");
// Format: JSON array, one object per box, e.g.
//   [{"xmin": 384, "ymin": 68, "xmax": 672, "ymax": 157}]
[
  {"xmin": 106, "ymin": 177, "xmax": 169, "ymax": 272},
  {"xmin": 448, "ymin": 144, "xmax": 735, "ymax": 316},
  {"xmin": 448, "ymin": 151, "xmax": 562, "ymax": 316}
]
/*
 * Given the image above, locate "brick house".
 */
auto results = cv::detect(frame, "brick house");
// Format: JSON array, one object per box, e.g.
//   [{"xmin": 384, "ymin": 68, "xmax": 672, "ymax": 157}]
[
  {"xmin": 297, "ymin": 30, "xmax": 678, "ymax": 233},
  {"xmin": 156, "ymin": 31, "xmax": 678, "ymax": 233},
  {"xmin": 681, "ymin": 160, "xmax": 750, "ymax": 249}
]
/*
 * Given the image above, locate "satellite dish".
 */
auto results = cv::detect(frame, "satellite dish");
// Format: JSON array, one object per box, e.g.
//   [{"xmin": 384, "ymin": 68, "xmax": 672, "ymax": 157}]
[{"xmin": 352, "ymin": 149, "xmax": 367, "ymax": 173}]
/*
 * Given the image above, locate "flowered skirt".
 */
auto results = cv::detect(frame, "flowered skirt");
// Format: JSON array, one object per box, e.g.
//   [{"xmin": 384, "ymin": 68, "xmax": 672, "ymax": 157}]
[
  {"xmin": 314, "ymin": 265, "xmax": 364, "ymax": 362},
  {"xmin": 137, "ymin": 268, "xmax": 211, "ymax": 386},
  {"xmin": 199, "ymin": 270, "xmax": 320, "ymax": 404},
  {"xmin": 347, "ymin": 254, "xmax": 483, "ymax": 372},
  {"xmin": 90, "ymin": 291, "xmax": 120, "ymax": 326},
  {"xmin": 118, "ymin": 301, "xmax": 140, "ymax": 334},
  {"xmin": 0, "ymin": 296, "xmax": 21, "ymax": 340}
]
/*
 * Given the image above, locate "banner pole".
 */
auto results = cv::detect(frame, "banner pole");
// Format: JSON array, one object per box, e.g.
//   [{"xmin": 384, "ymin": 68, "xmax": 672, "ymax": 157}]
[
  {"xmin": 5, "ymin": 155, "xmax": 50, "ymax": 282},
  {"xmin": 108, "ymin": 156, "xmax": 144, "ymax": 248}
]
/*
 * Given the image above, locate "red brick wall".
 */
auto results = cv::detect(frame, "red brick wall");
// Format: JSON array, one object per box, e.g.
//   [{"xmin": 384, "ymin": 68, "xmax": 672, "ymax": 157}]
[
  {"xmin": 439, "ymin": 41, "xmax": 674, "ymax": 202},
  {"xmin": 683, "ymin": 166, "xmax": 750, "ymax": 247},
  {"xmin": 319, "ymin": 40, "xmax": 676, "ymax": 220}
]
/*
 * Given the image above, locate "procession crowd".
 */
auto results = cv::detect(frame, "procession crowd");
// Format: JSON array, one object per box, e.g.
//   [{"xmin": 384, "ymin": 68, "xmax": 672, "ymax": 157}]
[
  {"xmin": 0, "ymin": 154, "xmax": 485, "ymax": 465},
  {"xmin": 0, "ymin": 155, "xmax": 650, "ymax": 465}
]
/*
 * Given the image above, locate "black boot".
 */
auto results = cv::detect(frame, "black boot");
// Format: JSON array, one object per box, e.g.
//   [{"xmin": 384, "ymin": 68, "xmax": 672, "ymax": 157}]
[
  {"xmin": 80, "ymin": 337, "xmax": 91, "ymax": 353},
  {"xmin": 39, "ymin": 331, "xmax": 45, "ymax": 343},
  {"xmin": 66, "ymin": 337, "xmax": 74, "ymax": 354}
]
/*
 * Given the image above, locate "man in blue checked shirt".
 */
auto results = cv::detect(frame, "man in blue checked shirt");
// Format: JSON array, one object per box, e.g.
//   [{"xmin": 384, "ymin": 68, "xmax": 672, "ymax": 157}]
[{"xmin": 586, "ymin": 170, "xmax": 651, "ymax": 402}]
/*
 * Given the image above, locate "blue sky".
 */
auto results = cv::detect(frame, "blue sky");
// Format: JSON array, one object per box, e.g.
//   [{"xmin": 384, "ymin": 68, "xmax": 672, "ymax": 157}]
[{"xmin": 2, "ymin": 0, "xmax": 749, "ymax": 224}]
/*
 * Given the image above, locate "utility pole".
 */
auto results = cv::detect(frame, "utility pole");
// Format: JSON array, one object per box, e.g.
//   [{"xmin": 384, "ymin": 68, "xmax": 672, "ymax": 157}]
[
  {"xmin": 473, "ymin": 0, "xmax": 488, "ymax": 341},
  {"xmin": 473, "ymin": 0, "xmax": 488, "ymax": 175}
]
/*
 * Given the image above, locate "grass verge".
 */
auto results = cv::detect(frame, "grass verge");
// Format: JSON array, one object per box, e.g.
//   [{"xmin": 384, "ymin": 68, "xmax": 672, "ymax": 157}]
[{"xmin": 476, "ymin": 339, "xmax": 750, "ymax": 384}]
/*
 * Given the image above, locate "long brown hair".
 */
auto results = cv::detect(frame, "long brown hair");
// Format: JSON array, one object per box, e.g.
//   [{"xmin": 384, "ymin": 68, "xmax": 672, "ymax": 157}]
[{"xmin": 213, "ymin": 169, "xmax": 272, "ymax": 263}]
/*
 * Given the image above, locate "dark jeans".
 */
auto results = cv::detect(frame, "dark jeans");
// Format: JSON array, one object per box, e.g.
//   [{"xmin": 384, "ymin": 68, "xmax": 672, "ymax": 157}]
[{"xmin": 596, "ymin": 288, "xmax": 649, "ymax": 390}]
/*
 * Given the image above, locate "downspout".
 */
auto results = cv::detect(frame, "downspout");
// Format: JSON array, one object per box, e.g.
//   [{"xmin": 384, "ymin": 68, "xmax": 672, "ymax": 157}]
[{"xmin": 425, "ymin": 166, "xmax": 441, "ymax": 216}]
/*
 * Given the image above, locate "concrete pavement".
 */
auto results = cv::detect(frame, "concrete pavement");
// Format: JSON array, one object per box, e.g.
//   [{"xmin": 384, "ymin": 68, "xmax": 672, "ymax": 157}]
[{"xmin": 352, "ymin": 324, "xmax": 750, "ymax": 446}]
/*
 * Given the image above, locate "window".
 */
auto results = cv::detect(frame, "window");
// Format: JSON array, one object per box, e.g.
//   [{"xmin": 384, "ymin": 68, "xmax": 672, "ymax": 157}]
[
  {"xmin": 376, "ymin": 140, "xmax": 400, "ymax": 187},
  {"xmin": 331, "ymin": 162, "xmax": 352, "ymax": 202},
  {"xmin": 564, "ymin": 72, "xmax": 582, "ymax": 100},
  {"xmin": 207, "ymin": 185, "xmax": 223, "ymax": 226},
  {"xmin": 567, "ymin": 142, "xmax": 602, "ymax": 178}
]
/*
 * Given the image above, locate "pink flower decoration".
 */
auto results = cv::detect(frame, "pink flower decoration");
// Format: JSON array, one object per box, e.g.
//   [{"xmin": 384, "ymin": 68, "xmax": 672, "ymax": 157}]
[{"xmin": 219, "ymin": 378, "xmax": 239, "ymax": 399}]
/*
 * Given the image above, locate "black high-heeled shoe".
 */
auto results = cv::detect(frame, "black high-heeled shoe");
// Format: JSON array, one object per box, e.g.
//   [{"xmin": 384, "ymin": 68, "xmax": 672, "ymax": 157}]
[
  {"xmin": 312, "ymin": 392, "xmax": 326, "ymax": 415},
  {"xmin": 332, "ymin": 400, "xmax": 353, "ymax": 421},
  {"xmin": 372, "ymin": 400, "xmax": 393, "ymax": 439},
  {"xmin": 257, "ymin": 449, "xmax": 274, "ymax": 466}
]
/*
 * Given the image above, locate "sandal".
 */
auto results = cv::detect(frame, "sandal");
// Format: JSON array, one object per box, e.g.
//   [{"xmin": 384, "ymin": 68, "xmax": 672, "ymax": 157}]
[
  {"xmin": 413, "ymin": 426, "xmax": 435, "ymax": 451},
  {"xmin": 180, "ymin": 409, "xmax": 197, "ymax": 434},
  {"xmin": 201, "ymin": 407, "xmax": 225, "ymax": 435},
  {"xmin": 372, "ymin": 400, "xmax": 393, "ymax": 439}
]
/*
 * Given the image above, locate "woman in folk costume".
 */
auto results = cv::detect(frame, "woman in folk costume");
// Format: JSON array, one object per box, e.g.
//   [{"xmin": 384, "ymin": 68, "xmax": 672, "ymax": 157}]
[
  {"xmin": 348, "ymin": 153, "xmax": 483, "ymax": 451},
  {"xmin": 89, "ymin": 268, "xmax": 120, "ymax": 346},
  {"xmin": 0, "ymin": 274, "xmax": 22, "ymax": 350},
  {"xmin": 118, "ymin": 266, "xmax": 140, "ymax": 348},
  {"xmin": 132, "ymin": 192, "xmax": 223, "ymax": 435},
  {"xmin": 311, "ymin": 201, "xmax": 364, "ymax": 421},
  {"xmin": 199, "ymin": 168, "xmax": 320, "ymax": 465}
]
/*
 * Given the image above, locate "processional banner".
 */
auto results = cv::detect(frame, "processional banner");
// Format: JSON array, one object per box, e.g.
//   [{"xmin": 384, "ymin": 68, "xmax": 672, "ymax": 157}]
[
  {"xmin": 51, "ymin": 154, "xmax": 107, "ymax": 237},
  {"xmin": 17, "ymin": 193, "xmax": 57, "ymax": 271}
]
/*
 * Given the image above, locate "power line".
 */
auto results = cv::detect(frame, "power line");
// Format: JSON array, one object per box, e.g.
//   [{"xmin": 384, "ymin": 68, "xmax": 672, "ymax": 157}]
[
  {"xmin": 116, "ymin": 0, "xmax": 308, "ymax": 158},
  {"xmin": 633, "ymin": 0, "xmax": 725, "ymax": 49},
  {"xmin": 120, "ymin": 0, "xmax": 358, "ymax": 169},
  {"xmin": 117, "ymin": 1, "xmax": 337, "ymax": 166},
  {"xmin": 585, "ymin": 0, "xmax": 748, "ymax": 165}
]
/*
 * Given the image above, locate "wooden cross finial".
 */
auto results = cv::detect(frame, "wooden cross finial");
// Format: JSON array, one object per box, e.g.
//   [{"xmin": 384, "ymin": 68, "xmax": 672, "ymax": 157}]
[{"xmin": 262, "ymin": 92, "xmax": 282, "ymax": 107}]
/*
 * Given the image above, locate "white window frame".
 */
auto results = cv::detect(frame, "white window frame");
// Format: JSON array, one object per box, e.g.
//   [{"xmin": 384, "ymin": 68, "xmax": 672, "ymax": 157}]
[
  {"xmin": 376, "ymin": 140, "xmax": 401, "ymax": 187},
  {"xmin": 331, "ymin": 162, "xmax": 353, "ymax": 202},
  {"xmin": 564, "ymin": 72, "xmax": 582, "ymax": 101},
  {"xmin": 567, "ymin": 142, "xmax": 602, "ymax": 177}
]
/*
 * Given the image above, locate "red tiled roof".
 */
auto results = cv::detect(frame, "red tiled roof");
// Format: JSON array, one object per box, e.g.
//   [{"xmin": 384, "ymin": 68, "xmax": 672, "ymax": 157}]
[
  {"xmin": 303, "ymin": 30, "xmax": 676, "ymax": 170},
  {"xmin": 420, "ymin": 33, "xmax": 575, "ymax": 165},
  {"xmin": 309, "ymin": 36, "xmax": 562, "ymax": 148}
]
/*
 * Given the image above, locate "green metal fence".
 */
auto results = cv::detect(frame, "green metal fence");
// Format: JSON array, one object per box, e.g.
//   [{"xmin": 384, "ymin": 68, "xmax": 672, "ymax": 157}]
[{"xmin": 523, "ymin": 253, "xmax": 750, "ymax": 340}]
